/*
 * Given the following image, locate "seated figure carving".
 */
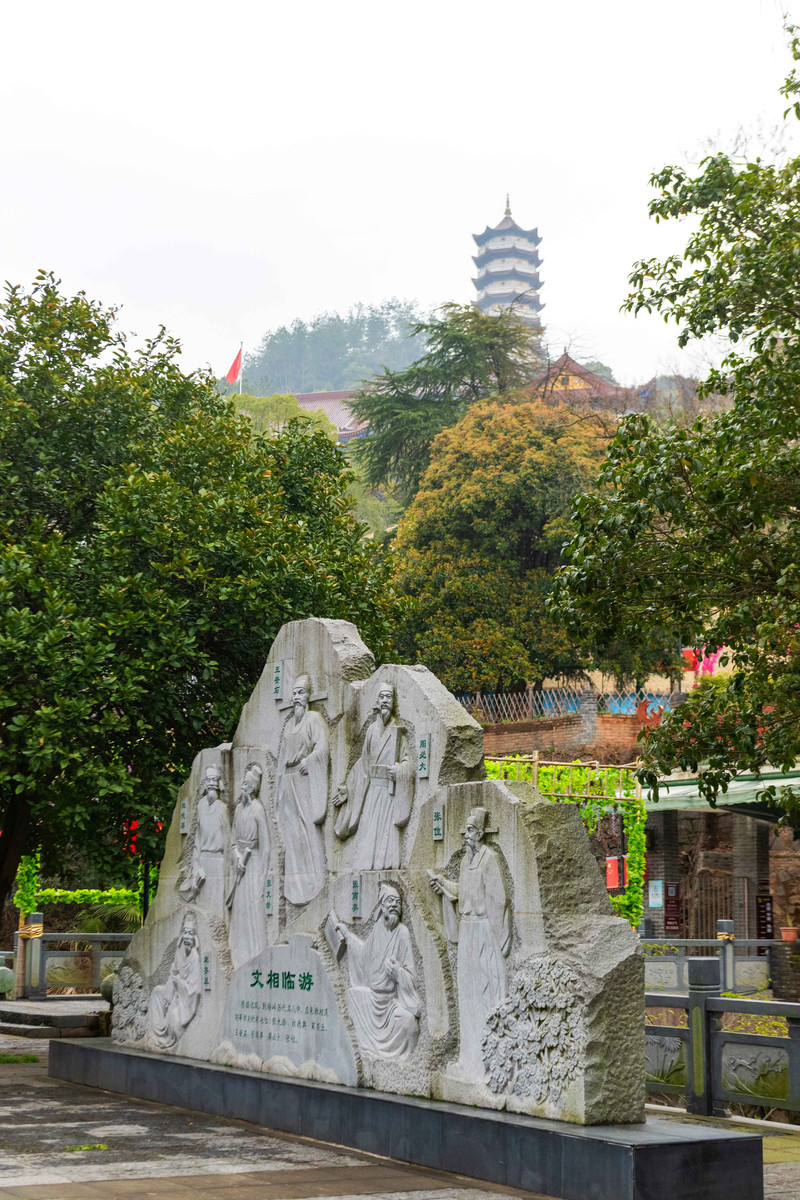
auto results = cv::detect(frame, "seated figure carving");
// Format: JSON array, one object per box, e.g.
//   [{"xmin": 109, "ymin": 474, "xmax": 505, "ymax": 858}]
[{"xmin": 337, "ymin": 884, "xmax": 420, "ymax": 1061}]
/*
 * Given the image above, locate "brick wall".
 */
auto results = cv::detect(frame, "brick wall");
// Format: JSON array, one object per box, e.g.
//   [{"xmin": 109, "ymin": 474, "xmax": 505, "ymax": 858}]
[
  {"xmin": 482, "ymin": 713, "xmax": 641, "ymax": 761},
  {"xmin": 771, "ymin": 943, "xmax": 800, "ymax": 1001}
]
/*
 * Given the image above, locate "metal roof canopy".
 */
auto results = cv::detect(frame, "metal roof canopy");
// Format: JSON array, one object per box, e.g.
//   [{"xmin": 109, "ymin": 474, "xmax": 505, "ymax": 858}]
[{"xmin": 644, "ymin": 770, "xmax": 800, "ymax": 818}]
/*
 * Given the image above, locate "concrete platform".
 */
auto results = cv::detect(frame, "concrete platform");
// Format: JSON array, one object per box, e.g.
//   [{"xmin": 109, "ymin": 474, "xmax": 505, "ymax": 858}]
[
  {"xmin": 0, "ymin": 999, "xmax": 106, "ymax": 1039},
  {"xmin": 49, "ymin": 1039, "xmax": 764, "ymax": 1200}
]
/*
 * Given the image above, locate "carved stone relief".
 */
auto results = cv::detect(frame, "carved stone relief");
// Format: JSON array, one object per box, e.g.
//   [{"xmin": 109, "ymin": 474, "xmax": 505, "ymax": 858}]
[
  {"xmin": 112, "ymin": 965, "xmax": 148, "ymax": 1044},
  {"xmin": 334, "ymin": 683, "xmax": 414, "ymax": 870},
  {"xmin": 721, "ymin": 1044, "xmax": 789, "ymax": 1100},
  {"xmin": 482, "ymin": 958, "xmax": 584, "ymax": 1104},
  {"xmin": 275, "ymin": 675, "xmax": 329, "ymax": 905},
  {"xmin": 227, "ymin": 762, "xmax": 270, "ymax": 970},
  {"xmin": 337, "ymin": 883, "xmax": 421, "ymax": 1062},
  {"xmin": 430, "ymin": 806, "xmax": 511, "ymax": 1078},
  {"xmin": 178, "ymin": 765, "xmax": 229, "ymax": 913},
  {"xmin": 113, "ymin": 618, "xmax": 644, "ymax": 1124},
  {"xmin": 147, "ymin": 911, "xmax": 203, "ymax": 1048},
  {"xmin": 644, "ymin": 1034, "xmax": 686, "ymax": 1087}
]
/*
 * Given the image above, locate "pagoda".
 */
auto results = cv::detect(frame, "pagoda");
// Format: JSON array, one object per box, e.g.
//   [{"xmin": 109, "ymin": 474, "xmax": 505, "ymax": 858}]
[{"xmin": 472, "ymin": 197, "xmax": 543, "ymax": 329}]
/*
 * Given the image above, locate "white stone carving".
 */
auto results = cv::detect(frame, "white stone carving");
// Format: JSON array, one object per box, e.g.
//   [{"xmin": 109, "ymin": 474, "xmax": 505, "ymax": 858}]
[
  {"xmin": 147, "ymin": 911, "xmax": 203, "ymax": 1048},
  {"xmin": 275, "ymin": 675, "xmax": 329, "ymax": 905},
  {"xmin": 112, "ymin": 965, "xmax": 148, "ymax": 1043},
  {"xmin": 178, "ymin": 765, "xmax": 229, "ymax": 913},
  {"xmin": 430, "ymin": 806, "xmax": 511, "ymax": 1077},
  {"xmin": 114, "ymin": 619, "xmax": 645, "ymax": 1122},
  {"xmin": 482, "ymin": 958, "xmax": 583, "ymax": 1104},
  {"xmin": 334, "ymin": 683, "xmax": 414, "ymax": 870},
  {"xmin": 226, "ymin": 763, "xmax": 270, "ymax": 970},
  {"xmin": 337, "ymin": 883, "xmax": 421, "ymax": 1062}
]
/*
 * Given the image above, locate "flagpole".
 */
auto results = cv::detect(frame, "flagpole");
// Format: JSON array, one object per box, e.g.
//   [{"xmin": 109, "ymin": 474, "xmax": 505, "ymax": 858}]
[{"xmin": 239, "ymin": 340, "xmax": 243, "ymax": 396}]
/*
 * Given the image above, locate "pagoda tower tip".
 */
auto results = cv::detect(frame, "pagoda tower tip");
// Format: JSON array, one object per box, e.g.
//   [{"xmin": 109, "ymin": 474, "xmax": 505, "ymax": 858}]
[{"xmin": 505, "ymin": 193, "xmax": 511, "ymax": 217}]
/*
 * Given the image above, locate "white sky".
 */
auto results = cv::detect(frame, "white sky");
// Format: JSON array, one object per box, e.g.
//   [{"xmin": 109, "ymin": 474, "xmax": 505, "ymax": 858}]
[{"xmin": 1, "ymin": 0, "xmax": 796, "ymax": 386}]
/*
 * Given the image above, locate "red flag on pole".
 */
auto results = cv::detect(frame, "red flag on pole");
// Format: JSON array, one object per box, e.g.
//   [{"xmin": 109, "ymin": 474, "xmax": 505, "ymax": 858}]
[{"xmin": 225, "ymin": 348, "xmax": 242, "ymax": 385}]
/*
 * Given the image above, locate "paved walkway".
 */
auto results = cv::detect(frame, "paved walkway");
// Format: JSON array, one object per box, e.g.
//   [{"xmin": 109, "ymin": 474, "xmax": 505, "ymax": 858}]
[{"xmin": 2, "ymin": 1034, "xmax": 800, "ymax": 1199}]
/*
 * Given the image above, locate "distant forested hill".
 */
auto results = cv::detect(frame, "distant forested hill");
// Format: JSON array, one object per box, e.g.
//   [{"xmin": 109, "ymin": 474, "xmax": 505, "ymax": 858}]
[{"xmin": 239, "ymin": 299, "xmax": 427, "ymax": 396}]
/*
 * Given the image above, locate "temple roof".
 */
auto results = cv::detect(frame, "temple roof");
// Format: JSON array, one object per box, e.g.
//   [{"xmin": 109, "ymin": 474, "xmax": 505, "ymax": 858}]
[
  {"xmin": 474, "ymin": 200, "xmax": 540, "ymax": 247},
  {"xmin": 294, "ymin": 390, "xmax": 366, "ymax": 438},
  {"xmin": 529, "ymin": 354, "xmax": 620, "ymax": 397},
  {"xmin": 473, "ymin": 245, "xmax": 541, "ymax": 269},
  {"xmin": 473, "ymin": 218, "xmax": 541, "ymax": 247}
]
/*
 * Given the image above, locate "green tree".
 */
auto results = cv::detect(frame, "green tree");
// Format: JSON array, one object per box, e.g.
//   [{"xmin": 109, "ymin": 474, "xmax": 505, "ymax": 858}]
[
  {"xmin": 0, "ymin": 274, "xmax": 401, "ymax": 910},
  {"xmin": 233, "ymin": 392, "xmax": 337, "ymax": 438},
  {"xmin": 239, "ymin": 299, "xmax": 425, "ymax": 395},
  {"xmin": 392, "ymin": 398, "xmax": 606, "ymax": 692},
  {"xmin": 551, "ymin": 34, "xmax": 800, "ymax": 819},
  {"xmin": 353, "ymin": 303, "xmax": 544, "ymax": 504}
]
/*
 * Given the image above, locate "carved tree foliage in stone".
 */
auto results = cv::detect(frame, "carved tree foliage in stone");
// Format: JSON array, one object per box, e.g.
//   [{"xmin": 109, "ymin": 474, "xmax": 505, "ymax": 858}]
[
  {"xmin": 112, "ymin": 966, "xmax": 148, "ymax": 1043},
  {"xmin": 482, "ymin": 957, "xmax": 584, "ymax": 1104}
]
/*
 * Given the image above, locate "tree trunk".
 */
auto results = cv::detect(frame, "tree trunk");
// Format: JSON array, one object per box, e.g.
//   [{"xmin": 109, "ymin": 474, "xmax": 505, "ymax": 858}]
[{"xmin": 0, "ymin": 796, "xmax": 32, "ymax": 914}]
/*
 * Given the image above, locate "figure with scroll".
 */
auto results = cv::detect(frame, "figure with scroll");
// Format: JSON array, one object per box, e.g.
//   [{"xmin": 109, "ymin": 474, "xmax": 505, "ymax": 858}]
[
  {"xmin": 275, "ymin": 675, "xmax": 329, "ymax": 905},
  {"xmin": 429, "ymin": 807, "xmax": 511, "ymax": 1078},
  {"xmin": 178, "ymin": 765, "xmax": 229, "ymax": 914},
  {"xmin": 335, "ymin": 884, "xmax": 420, "ymax": 1061},
  {"xmin": 148, "ymin": 911, "xmax": 203, "ymax": 1048},
  {"xmin": 226, "ymin": 763, "xmax": 270, "ymax": 969},
  {"xmin": 334, "ymin": 683, "xmax": 413, "ymax": 870}
]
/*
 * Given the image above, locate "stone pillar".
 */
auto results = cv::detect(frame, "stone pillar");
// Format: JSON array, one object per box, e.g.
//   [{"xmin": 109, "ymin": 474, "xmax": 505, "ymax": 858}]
[
  {"xmin": 732, "ymin": 816, "xmax": 770, "ymax": 939},
  {"xmin": 579, "ymin": 689, "xmax": 597, "ymax": 747},
  {"xmin": 643, "ymin": 810, "xmax": 682, "ymax": 936}
]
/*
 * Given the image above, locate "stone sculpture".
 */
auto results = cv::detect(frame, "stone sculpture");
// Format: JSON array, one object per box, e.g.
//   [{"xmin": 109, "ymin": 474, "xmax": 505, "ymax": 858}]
[
  {"xmin": 178, "ymin": 766, "xmax": 228, "ymax": 912},
  {"xmin": 337, "ymin": 883, "xmax": 420, "ymax": 1062},
  {"xmin": 430, "ymin": 806, "xmax": 511, "ymax": 1078},
  {"xmin": 275, "ymin": 675, "xmax": 329, "ymax": 905},
  {"xmin": 334, "ymin": 682, "xmax": 413, "ymax": 870},
  {"xmin": 147, "ymin": 911, "xmax": 203, "ymax": 1048},
  {"xmin": 226, "ymin": 763, "xmax": 270, "ymax": 970},
  {"xmin": 114, "ymin": 617, "xmax": 644, "ymax": 1125}
]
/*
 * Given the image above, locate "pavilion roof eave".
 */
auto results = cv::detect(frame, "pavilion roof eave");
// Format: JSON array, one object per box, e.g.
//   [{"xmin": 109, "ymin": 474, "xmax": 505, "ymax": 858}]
[{"xmin": 473, "ymin": 222, "xmax": 541, "ymax": 247}]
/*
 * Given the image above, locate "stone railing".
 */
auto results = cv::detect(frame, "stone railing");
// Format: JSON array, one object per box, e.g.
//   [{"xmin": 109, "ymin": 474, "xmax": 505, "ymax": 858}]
[
  {"xmin": 646, "ymin": 956, "xmax": 800, "ymax": 1114},
  {"xmin": 642, "ymin": 937, "xmax": 772, "ymax": 995},
  {"xmin": 14, "ymin": 912, "xmax": 133, "ymax": 999}
]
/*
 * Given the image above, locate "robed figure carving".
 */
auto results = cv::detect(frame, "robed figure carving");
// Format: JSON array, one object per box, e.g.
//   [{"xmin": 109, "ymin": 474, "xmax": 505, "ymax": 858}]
[
  {"xmin": 148, "ymin": 911, "xmax": 203, "ymax": 1048},
  {"xmin": 334, "ymin": 683, "xmax": 414, "ymax": 870},
  {"xmin": 275, "ymin": 675, "xmax": 329, "ymax": 905},
  {"xmin": 178, "ymin": 766, "xmax": 229, "ymax": 914},
  {"xmin": 430, "ymin": 808, "xmax": 511, "ymax": 1078},
  {"xmin": 226, "ymin": 763, "xmax": 270, "ymax": 969},
  {"xmin": 337, "ymin": 884, "xmax": 420, "ymax": 1061}
]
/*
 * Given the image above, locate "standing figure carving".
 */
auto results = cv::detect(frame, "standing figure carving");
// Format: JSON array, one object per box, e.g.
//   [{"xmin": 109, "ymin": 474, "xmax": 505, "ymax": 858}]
[
  {"xmin": 179, "ymin": 765, "xmax": 229, "ymax": 914},
  {"xmin": 275, "ymin": 675, "xmax": 329, "ymax": 905},
  {"xmin": 226, "ymin": 763, "xmax": 270, "ymax": 969},
  {"xmin": 430, "ymin": 807, "xmax": 511, "ymax": 1078},
  {"xmin": 148, "ymin": 911, "xmax": 203, "ymax": 1048},
  {"xmin": 337, "ymin": 884, "xmax": 420, "ymax": 1061},
  {"xmin": 334, "ymin": 683, "xmax": 413, "ymax": 870}
]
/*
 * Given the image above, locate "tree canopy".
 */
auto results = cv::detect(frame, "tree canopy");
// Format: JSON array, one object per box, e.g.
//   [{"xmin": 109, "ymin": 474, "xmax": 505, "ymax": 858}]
[
  {"xmin": 0, "ymin": 274, "xmax": 401, "ymax": 909},
  {"xmin": 392, "ymin": 398, "xmax": 607, "ymax": 692},
  {"xmin": 352, "ymin": 303, "xmax": 544, "ymax": 504},
  {"xmin": 552, "ymin": 35, "xmax": 800, "ymax": 819},
  {"xmin": 238, "ymin": 299, "xmax": 426, "ymax": 396},
  {"xmin": 233, "ymin": 391, "xmax": 336, "ymax": 438}
]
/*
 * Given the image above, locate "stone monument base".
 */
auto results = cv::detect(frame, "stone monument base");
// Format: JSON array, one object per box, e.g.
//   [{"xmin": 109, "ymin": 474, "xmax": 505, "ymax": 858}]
[{"xmin": 50, "ymin": 1039, "xmax": 762, "ymax": 1200}]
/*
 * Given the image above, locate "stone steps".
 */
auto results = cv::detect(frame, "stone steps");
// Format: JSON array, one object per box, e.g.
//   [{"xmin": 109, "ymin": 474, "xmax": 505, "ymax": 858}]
[
  {"xmin": 0, "ymin": 1006, "xmax": 102, "ymax": 1038},
  {"xmin": 0, "ymin": 1019, "xmax": 101, "ymax": 1039}
]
